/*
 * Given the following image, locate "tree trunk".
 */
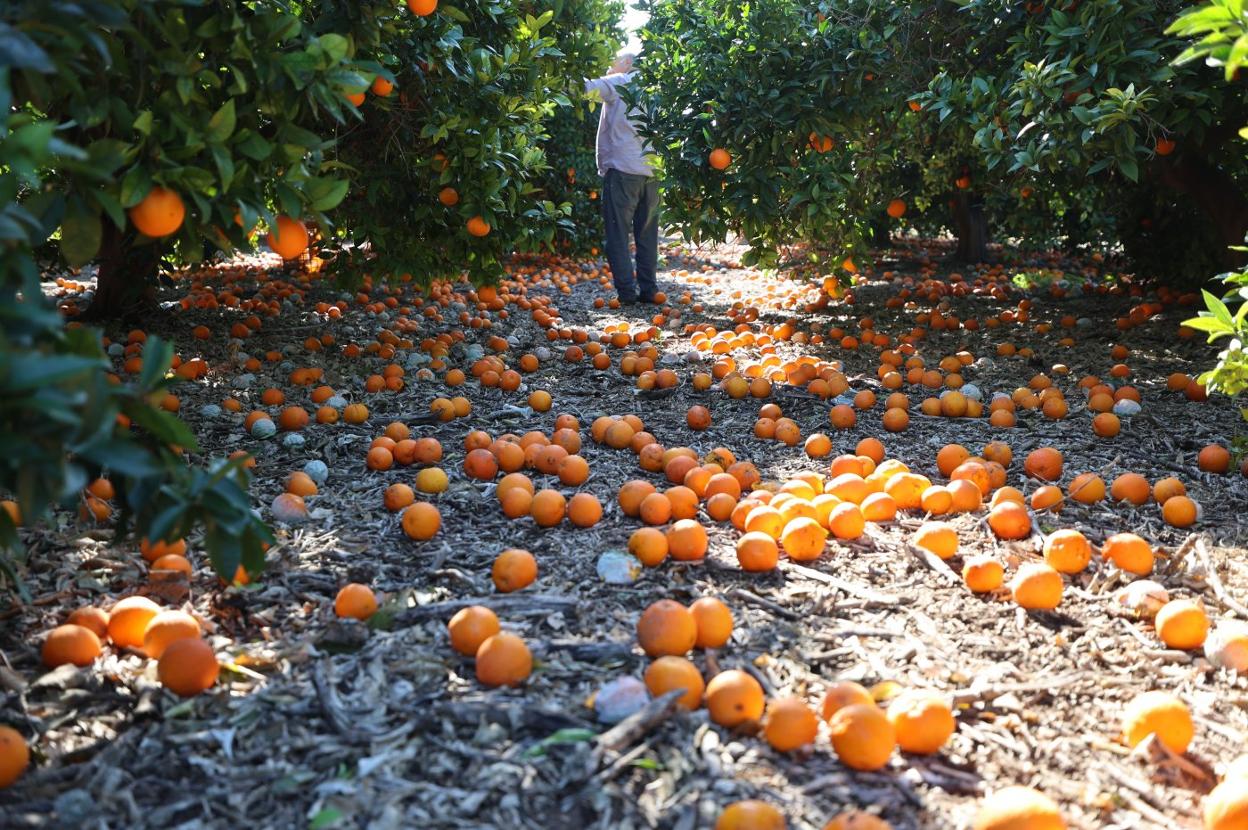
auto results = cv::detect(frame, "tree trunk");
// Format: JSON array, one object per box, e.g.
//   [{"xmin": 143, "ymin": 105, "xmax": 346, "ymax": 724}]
[
  {"xmin": 871, "ymin": 217, "xmax": 892, "ymax": 248},
  {"xmin": 951, "ymin": 192, "xmax": 988, "ymax": 262},
  {"xmin": 79, "ymin": 223, "xmax": 161, "ymax": 323},
  {"xmin": 1155, "ymin": 154, "xmax": 1248, "ymax": 267}
]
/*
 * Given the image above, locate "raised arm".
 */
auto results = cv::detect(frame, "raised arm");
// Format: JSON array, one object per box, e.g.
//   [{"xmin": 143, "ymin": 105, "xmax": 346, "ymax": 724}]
[{"xmin": 584, "ymin": 73, "xmax": 626, "ymax": 103}]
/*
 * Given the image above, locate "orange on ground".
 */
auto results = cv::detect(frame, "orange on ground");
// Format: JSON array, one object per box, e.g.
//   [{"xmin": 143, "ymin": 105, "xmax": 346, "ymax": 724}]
[
  {"xmin": 705, "ymin": 669, "xmax": 766, "ymax": 727},
  {"xmin": 401, "ymin": 502, "xmax": 441, "ymax": 540},
  {"xmin": 667, "ymin": 519, "xmax": 708, "ymax": 560},
  {"xmin": 972, "ymin": 787, "xmax": 1065, "ymax": 830},
  {"xmin": 1162, "ymin": 495, "xmax": 1198, "ymax": 527},
  {"xmin": 821, "ymin": 681, "xmax": 875, "ymax": 722},
  {"xmin": 1204, "ymin": 780, "xmax": 1248, "ymax": 830},
  {"xmin": 763, "ymin": 697, "xmax": 819, "ymax": 752},
  {"xmin": 828, "ymin": 502, "xmax": 865, "ymax": 539},
  {"xmin": 987, "ymin": 502, "xmax": 1031, "ymax": 540},
  {"xmin": 690, "ymin": 597, "xmax": 733, "ymax": 649},
  {"xmin": 1153, "ymin": 477, "xmax": 1187, "ymax": 504},
  {"xmin": 567, "ymin": 493, "xmax": 603, "ymax": 527},
  {"xmin": 1109, "ymin": 472, "xmax": 1150, "ymax": 505},
  {"xmin": 715, "ymin": 801, "xmax": 785, "ymax": 830},
  {"xmin": 629, "ymin": 527, "xmax": 669, "ymax": 567},
  {"xmin": 637, "ymin": 599, "xmax": 697, "ymax": 657},
  {"xmin": 1010, "ymin": 562, "xmax": 1063, "ymax": 610},
  {"xmin": 913, "ymin": 522, "xmax": 958, "ymax": 560},
  {"xmin": 736, "ymin": 532, "xmax": 780, "ymax": 571},
  {"xmin": 962, "ymin": 556, "xmax": 1004, "ymax": 593},
  {"xmin": 141, "ymin": 610, "xmax": 201, "ymax": 658},
  {"xmin": 822, "ymin": 812, "xmax": 893, "ymax": 830},
  {"xmin": 1068, "ymin": 473, "xmax": 1105, "ymax": 504},
  {"xmin": 107, "ymin": 595, "xmax": 161, "ymax": 648},
  {"xmin": 492, "ymin": 549, "xmax": 538, "ymax": 593},
  {"xmin": 781, "ymin": 516, "xmax": 828, "ymax": 561},
  {"xmin": 66, "ymin": 606, "xmax": 109, "ymax": 639},
  {"xmin": 828, "ymin": 703, "xmax": 895, "ymax": 771},
  {"xmin": 887, "ymin": 692, "xmax": 955, "ymax": 754},
  {"xmin": 1042, "ymin": 529, "xmax": 1091, "ymax": 574},
  {"xmin": 448, "ymin": 606, "xmax": 500, "ymax": 656},
  {"xmin": 1154, "ymin": 598, "xmax": 1209, "ymax": 650},
  {"xmin": 1023, "ymin": 447, "xmax": 1063, "ymax": 481},
  {"xmin": 530, "ymin": 489, "xmax": 566, "ymax": 527},
  {"xmin": 475, "ymin": 632, "xmax": 532, "ymax": 687},
  {"xmin": 644, "ymin": 656, "xmax": 705, "ymax": 710},
  {"xmin": 0, "ymin": 725, "xmax": 28, "ymax": 788},
  {"xmin": 42, "ymin": 624, "xmax": 102, "ymax": 668},
  {"xmin": 157, "ymin": 638, "xmax": 218, "ymax": 697},
  {"xmin": 334, "ymin": 584, "xmax": 379, "ymax": 620},
  {"xmin": 1101, "ymin": 532, "xmax": 1154, "ymax": 575},
  {"xmin": 1122, "ymin": 691, "xmax": 1193, "ymax": 753}
]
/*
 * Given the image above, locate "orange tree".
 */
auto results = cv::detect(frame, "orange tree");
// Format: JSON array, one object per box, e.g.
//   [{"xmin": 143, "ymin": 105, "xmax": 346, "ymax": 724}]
[
  {"xmin": 632, "ymin": 0, "xmax": 1248, "ymax": 277},
  {"xmin": 0, "ymin": 0, "xmax": 366, "ymax": 586},
  {"xmin": 5, "ymin": 0, "xmax": 371, "ymax": 320},
  {"xmin": 324, "ymin": 0, "xmax": 622, "ymax": 281},
  {"xmin": 915, "ymin": 0, "xmax": 1248, "ymax": 279},
  {"xmin": 541, "ymin": 103, "xmax": 605, "ymax": 255}
]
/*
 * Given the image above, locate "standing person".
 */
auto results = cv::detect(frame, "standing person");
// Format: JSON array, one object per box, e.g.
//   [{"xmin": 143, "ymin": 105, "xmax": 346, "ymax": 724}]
[{"xmin": 584, "ymin": 51, "xmax": 660, "ymax": 305}]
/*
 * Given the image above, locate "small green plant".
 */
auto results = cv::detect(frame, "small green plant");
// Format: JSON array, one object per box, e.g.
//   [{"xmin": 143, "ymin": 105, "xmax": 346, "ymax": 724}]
[{"xmin": 1183, "ymin": 268, "xmax": 1248, "ymax": 396}]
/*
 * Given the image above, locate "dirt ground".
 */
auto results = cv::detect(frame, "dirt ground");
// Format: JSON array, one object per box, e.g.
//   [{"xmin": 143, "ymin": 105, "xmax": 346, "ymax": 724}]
[{"xmin": 2, "ymin": 238, "xmax": 1247, "ymax": 829}]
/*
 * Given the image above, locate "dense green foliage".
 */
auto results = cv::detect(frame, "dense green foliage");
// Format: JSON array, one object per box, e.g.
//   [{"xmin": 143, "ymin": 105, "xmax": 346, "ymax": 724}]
[
  {"xmin": 1173, "ymin": 0, "xmax": 1248, "ymax": 397},
  {"xmin": 632, "ymin": 0, "xmax": 1248, "ymax": 277},
  {"xmin": 4, "ymin": 0, "xmax": 367, "ymax": 311},
  {"xmin": 328, "ymin": 1, "xmax": 586, "ymax": 282},
  {"xmin": 541, "ymin": 101, "xmax": 607, "ymax": 255}
]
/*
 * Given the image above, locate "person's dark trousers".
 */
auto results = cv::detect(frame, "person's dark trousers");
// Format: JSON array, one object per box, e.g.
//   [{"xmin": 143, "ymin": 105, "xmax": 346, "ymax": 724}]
[{"xmin": 602, "ymin": 168, "xmax": 659, "ymax": 302}]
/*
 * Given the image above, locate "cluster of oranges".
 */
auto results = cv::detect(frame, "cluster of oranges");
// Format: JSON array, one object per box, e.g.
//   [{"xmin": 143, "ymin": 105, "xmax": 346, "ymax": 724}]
[
  {"xmin": 637, "ymin": 596, "xmax": 957, "ymax": 765},
  {"xmin": 40, "ymin": 591, "xmax": 218, "ymax": 699}
]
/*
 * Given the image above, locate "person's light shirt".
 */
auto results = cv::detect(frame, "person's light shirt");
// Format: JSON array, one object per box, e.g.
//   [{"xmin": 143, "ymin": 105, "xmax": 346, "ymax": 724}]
[{"xmin": 583, "ymin": 71, "xmax": 655, "ymax": 178}]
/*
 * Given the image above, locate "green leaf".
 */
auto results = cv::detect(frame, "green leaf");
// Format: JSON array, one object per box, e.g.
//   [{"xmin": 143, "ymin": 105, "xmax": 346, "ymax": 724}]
[
  {"xmin": 236, "ymin": 132, "xmax": 273, "ymax": 161},
  {"xmin": 134, "ymin": 110, "xmax": 154, "ymax": 137},
  {"xmin": 0, "ymin": 21, "xmax": 55, "ymax": 72},
  {"xmin": 523, "ymin": 728, "xmax": 598, "ymax": 757},
  {"xmin": 316, "ymin": 34, "xmax": 350, "ymax": 63},
  {"xmin": 2, "ymin": 354, "xmax": 102, "ymax": 391},
  {"xmin": 306, "ymin": 178, "xmax": 348, "ymax": 212},
  {"xmin": 1203, "ymin": 289, "xmax": 1235, "ymax": 325},
  {"xmin": 126, "ymin": 405, "xmax": 200, "ymax": 453},
  {"xmin": 1117, "ymin": 154, "xmax": 1138, "ymax": 182},
  {"xmin": 75, "ymin": 437, "xmax": 162, "ymax": 478},
  {"xmin": 1181, "ymin": 315, "xmax": 1232, "ymax": 335},
  {"xmin": 91, "ymin": 189, "xmax": 126, "ymax": 230},
  {"xmin": 206, "ymin": 100, "xmax": 237, "ymax": 143},
  {"xmin": 60, "ymin": 204, "xmax": 103, "ymax": 267},
  {"xmin": 309, "ymin": 808, "xmax": 344, "ymax": 830},
  {"xmin": 211, "ymin": 145, "xmax": 235, "ymax": 190},
  {"xmin": 120, "ymin": 166, "xmax": 154, "ymax": 208},
  {"xmin": 138, "ymin": 337, "xmax": 174, "ymax": 391}
]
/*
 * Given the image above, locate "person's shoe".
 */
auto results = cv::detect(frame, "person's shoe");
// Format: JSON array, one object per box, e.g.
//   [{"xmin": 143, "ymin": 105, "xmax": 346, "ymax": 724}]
[{"xmin": 638, "ymin": 294, "xmax": 658, "ymax": 304}]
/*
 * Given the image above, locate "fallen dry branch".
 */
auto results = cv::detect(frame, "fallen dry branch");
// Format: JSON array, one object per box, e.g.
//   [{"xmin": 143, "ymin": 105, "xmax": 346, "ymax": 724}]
[{"xmin": 595, "ymin": 689, "xmax": 685, "ymax": 754}]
